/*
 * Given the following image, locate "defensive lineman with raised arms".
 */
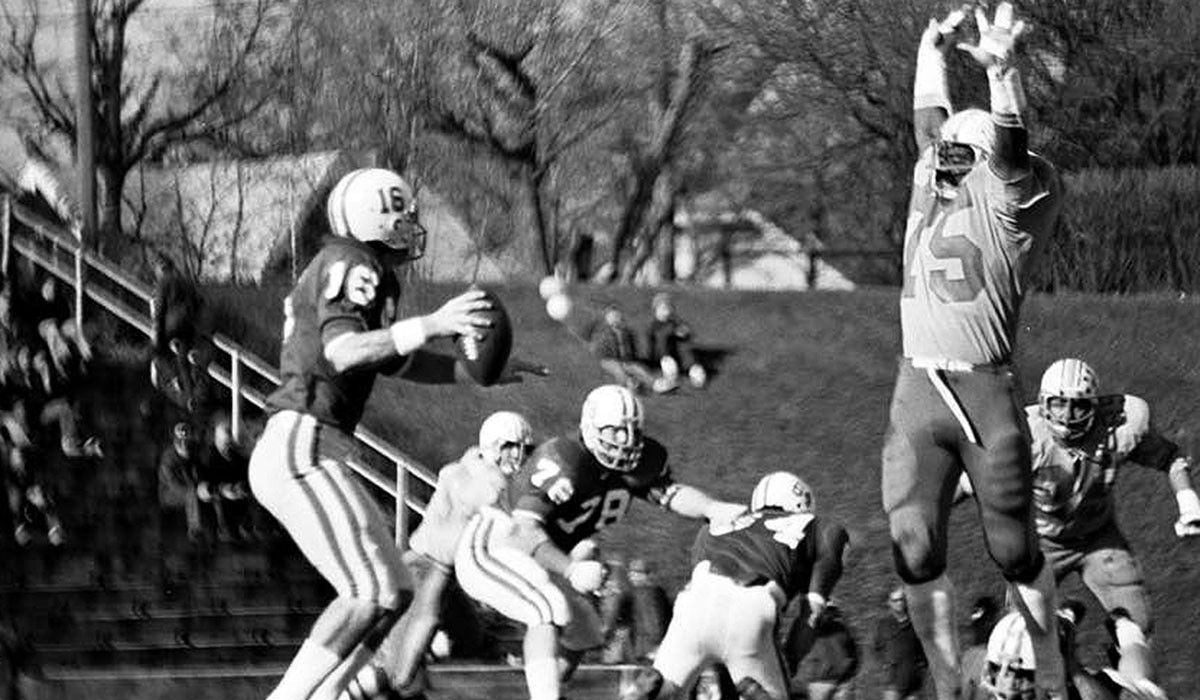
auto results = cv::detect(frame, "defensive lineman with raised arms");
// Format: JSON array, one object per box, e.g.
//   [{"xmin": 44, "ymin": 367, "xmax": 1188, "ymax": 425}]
[
  {"xmin": 503, "ymin": 384, "xmax": 747, "ymax": 695},
  {"xmin": 881, "ymin": 3, "xmax": 1066, "ymax": 698},
  {"xmin": 248, "ymin": 167, "xmax": 499, "ymax": 700}
]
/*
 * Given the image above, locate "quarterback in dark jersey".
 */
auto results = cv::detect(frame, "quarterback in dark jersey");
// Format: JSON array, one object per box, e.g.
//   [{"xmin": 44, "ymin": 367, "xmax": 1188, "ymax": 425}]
[
  {"xmin": 880, "ymin": 5, "xmax": 1067, "ymax": 698},
  {"xmin": 248, "ymin": 168, "xmax": 497, "ymax": 700},
  {"xmin": 623, "ymin": 472, "xmax": 848, "ymax": 700},
  {"xmin": 504, "ymin": 384, "xmax": 746, "ymax": 696}
]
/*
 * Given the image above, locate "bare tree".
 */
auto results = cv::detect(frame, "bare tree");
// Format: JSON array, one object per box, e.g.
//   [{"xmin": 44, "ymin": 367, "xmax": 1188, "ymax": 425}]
[{"xmin": 0, "ymin": 0, "xmax": 280, "ymax": 245}]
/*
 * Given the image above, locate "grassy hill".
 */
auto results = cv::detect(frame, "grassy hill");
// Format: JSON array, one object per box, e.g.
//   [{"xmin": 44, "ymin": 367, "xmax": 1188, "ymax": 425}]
[{"xmin": 208, "ymin": 281, "xmax": 1200, "ymax": 698}]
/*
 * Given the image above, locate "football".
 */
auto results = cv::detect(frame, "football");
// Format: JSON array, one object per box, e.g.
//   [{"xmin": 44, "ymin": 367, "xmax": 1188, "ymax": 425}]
[{"xmin": 455, "ymin": 288, "xmax": 513, "ymax": 386}]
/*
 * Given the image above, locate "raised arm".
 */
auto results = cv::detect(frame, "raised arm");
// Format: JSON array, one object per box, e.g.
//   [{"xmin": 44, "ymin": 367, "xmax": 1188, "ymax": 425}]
[
  {"xmin": 912, "ymin": 7, "xmax": 969, "ymax": 152},
  {"xmin": 956, "ymin": 2, "xmax": 1031, "ymax": 181}
]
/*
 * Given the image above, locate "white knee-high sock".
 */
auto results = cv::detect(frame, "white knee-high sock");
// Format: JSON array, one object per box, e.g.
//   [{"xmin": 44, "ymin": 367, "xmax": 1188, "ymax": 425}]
[
  {"xmin": 905, "ymin": 574, "xmax": 961, "ymax": 700},
  {"xmin": 524, "ymin": 623, "xmax": 561, "ymax": 700},
  {"xmin": 267, "ymin": 639, "xmax": 341, "ymax": 700},
  {"xmin": 1009, "ymin": 561, "xmax": 1066, "ymax": 696}
]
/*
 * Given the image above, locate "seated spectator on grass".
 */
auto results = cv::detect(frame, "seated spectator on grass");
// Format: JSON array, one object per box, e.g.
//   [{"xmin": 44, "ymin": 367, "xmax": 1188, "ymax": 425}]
[
  {"xmin": 589, "ymin": 304, "xmax": 666, "ymax": 395},
  {"xmin": 598, "ymin": 557, "xmax": 635, "ymax": 663},
  {"xmin": 644, "ymin": 292, "xmax": 707, "ymax": 391},
  {"xmin": 198, "ymin": 413, "xmax": 257, "ymax": 544}
]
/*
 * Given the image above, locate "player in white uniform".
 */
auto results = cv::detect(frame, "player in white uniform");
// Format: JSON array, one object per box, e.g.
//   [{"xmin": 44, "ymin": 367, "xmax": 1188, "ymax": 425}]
[
  {"xmin": 882, "ymin": 4, "xmax": 1067, "ymax": 698},
  {"xmin": 343, "ymin": 411, "xmax": 568, "ymax": 700}
]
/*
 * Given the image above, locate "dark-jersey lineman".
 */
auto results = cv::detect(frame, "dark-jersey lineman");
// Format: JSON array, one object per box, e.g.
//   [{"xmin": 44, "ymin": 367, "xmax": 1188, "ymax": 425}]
[
  {"xmin": 249, "ymin": 167, "xmax": 495, "ymax": 700},
  {"xmin": 880, "ymin": 4, "xmax": 1066, "ymax": 699}
]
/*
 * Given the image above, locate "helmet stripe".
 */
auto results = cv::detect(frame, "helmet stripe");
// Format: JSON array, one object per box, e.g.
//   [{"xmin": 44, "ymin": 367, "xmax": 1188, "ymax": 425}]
[{"xmin": 336, "ymin": 169, "xmax": 366, "ymax": 237}]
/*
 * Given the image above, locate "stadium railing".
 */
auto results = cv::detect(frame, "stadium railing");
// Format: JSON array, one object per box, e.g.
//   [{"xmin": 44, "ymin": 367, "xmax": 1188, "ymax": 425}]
[{"xmin": 1, "ymin": 195, "xmax": 434, "ymax": 549}]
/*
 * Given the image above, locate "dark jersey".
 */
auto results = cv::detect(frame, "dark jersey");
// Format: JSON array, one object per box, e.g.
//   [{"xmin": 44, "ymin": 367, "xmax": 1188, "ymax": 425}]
[
  {"xmin": 265, "ymin": 238, "xmax": 401, "ymax": 433},
  {"xmin": 691, "ymin": 509, "xmax": 848, "ymax": 601},
  {"xmin": 512, "ymin": 435, "xmax": 674, "ymax": 551}
]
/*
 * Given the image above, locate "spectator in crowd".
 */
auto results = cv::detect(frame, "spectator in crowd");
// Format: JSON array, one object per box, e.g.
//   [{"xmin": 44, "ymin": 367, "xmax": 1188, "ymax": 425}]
[
  {"xmin": 157, "ymin": 421, "xmax": 203, "ymax": 545},
  {"xmin": 589, "ymin": 304, "xmax": 667, "ymax": 395},
  {"xmin": 30, "ymin": 275, "xmax": 91, "ymax": 377},
  {"xmin": 197, "ymin": 413, "xmax": 256, "ymax": 544},
  {"xmin": 150, "ymin": 254, "xmax": 205, "ymax": 410},
  {"xmin": 4, "ymin": 444, "xmax": 64, "ymax": 547},
  {"xmin": 626, "ymin": 557, "xmax": 671, "ymax": 662},
  {"xmin": 644, "ymin": 293, "xmax": 707, "ymax": 392},
  {"xmin": 960, "ymin": 596, "xmax": 1000, "ymax": 698},
  {"xmin": 873, "ymin": 587, "xmax": 927, "ymax": 700},
  {"xmin": 792, "ymin": 602, "xmax": 859, "ymax": 700}
]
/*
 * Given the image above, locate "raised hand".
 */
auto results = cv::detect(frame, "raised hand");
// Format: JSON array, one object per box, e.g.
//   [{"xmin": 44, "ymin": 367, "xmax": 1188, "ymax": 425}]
[
  {"xmin": 957, "ymin": 2, "xmax": 1028, "ymax": 68},
  {"xmin": 921, "ymin": 4, "xmax": 971, "ymax": 53}
]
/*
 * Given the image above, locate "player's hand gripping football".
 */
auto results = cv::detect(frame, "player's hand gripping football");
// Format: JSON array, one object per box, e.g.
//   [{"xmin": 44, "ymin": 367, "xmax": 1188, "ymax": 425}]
[
  {"xmin": 956, "ymin": 2, "xmax": 1027, "ymax": 68},
  {"xmin": 920, "ymin": 4, "xmax": 970, "ymax": 54},
  {"xmin": 425, "ymin": 288, "xmax": 494, "ymax": 339},
  {"xmin": 566, "ymin": 560, "xmax": 608, "ymax": 595}
]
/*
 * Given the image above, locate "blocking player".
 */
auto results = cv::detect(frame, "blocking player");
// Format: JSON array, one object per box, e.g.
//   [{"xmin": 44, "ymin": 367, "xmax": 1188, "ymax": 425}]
[
  {"xmin": 623, "ymin": 471, "xmax": 849, "ymax": 700},
  {"xmin": 960, "ymin": 358, "xmax": 1196, "ymax": 697},
  {"xmin": 881, "ymin": 3, "xmax": 1066, "ymax": 698},
  {"xmin": 505, "ymin": 384, "xmax": 747, "ymax": 694},
  {"xmin": 248, "ymin": 167, "xmax": 497, "ymax": 700},
  {"xmin": 342, "ymin": 410, "xmax": 569, "ymax": 700}
]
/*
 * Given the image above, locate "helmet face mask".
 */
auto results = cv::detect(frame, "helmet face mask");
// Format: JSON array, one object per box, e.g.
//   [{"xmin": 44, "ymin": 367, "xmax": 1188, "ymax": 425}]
[
  {"xmin": 1039, "ymin": 358, "xmax": 1099, "ymax": 442},
  {"xmin": 982, "ymin": 611, "xmax": 1039, "ymax": 700},
  {"xmin": 933, "ymin": 109, "xmax": 993, "ymax": 199},
  {"xmin": 478, "ymin": 411, "xmax": 534, "ymax": 476},
  {"xmin": 327, "ymin": 168, "xmax": 428, "ymax": 263},
  {"xmin": 580, "ymin": 385, "xmax": 644, "ymax": 472}
]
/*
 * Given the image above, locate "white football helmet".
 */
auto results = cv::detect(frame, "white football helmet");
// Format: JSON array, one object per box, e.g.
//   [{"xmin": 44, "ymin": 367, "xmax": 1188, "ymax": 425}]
[
  {"xmin": 934, "ymin": 108, "xmax": 994, "ymax": 199},
  {"xmin": 478, "ymin": 411, "xmax": 534, "ymax": 476},
  {"xmin": 326, "ymin": 168, "xmax": 426, "ymax": 261},
  {"xmin": 750, "ymin": 471, "xmax": 815, "ymax": 514},
  {"xmin": 580, "ymin": 384, "xmax": 644, "ymax": 472},
  {"xmin": 1039, "ymin": 358, "xmax": 1099, "ymax": 442},
  {"xmin": 981, "ymin": 611, "xmax": 1037, "ymax": 700}
]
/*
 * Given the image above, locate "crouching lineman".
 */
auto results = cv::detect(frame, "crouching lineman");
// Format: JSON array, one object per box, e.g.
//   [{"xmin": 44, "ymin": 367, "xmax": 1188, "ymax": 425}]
[
  {"xmin": 960, "ymin": 357, "xmax": 1198, "ymax": 698},
  {"xmin": 504, "ymin": 384, "xmax": 748, "ymax": 699},
  {"xmin": 249, "ymin": 168, "xmax": 498, "ymax": 700},
  {"xmin": 975, "ymin": 605, "xmax": 1166, "ymax": 700},
  {"xmin": 340, "ymin": 410, "xmax": 554, "ymax": 700},
  {"xmin": 623, "ymin": 472, "xmax": 850, "ymax": 700}
]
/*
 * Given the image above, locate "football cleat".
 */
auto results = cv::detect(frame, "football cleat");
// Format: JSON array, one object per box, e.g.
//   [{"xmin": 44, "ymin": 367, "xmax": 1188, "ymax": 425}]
[
  {"xmin": 750, "ymin": 471, "xmax": 815, "ymax": 514},
  {"xmin": 580, "ymin": 384, "xmax": 644, "ymax": 472},
  {"xmin": 327, "ymin": 168, "xmax": 427, "ymax": 261},
  {"xmin": 1039, "ymin": 358, "xmax": 1099, "ymax": 442}
]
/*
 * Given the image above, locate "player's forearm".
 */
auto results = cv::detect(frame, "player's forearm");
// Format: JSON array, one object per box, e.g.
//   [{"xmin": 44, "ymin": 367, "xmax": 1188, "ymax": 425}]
[
  {"xmin": 664, "ymin": 484, "xmax": 718, "ymax": 520},
  {"xmin": 987, "ymin": 64, "xmax": 1031, "ymax": 178},
  {"xmin": 323, "ymin": 317, "xmax": 432, "ymax": 373},
  {"xmin": 913, "ymin": 39, "xmax": 951, "ymax": 151},
  {"xmin": 508, "ymin": 515, "xmax": 572, "ymax": 576}
]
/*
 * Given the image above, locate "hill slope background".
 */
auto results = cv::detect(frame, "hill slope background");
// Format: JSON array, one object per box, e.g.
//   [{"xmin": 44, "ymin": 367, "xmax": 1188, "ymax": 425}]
[{"xmin": 209, "ymin": 282, "xmax": 1200, "ymax": 697}]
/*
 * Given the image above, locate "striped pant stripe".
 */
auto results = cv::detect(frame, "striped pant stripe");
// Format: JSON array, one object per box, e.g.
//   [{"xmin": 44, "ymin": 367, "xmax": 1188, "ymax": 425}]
[{"xmin": 456, "ymin": 512, "xmax": 563, "ymax": 626}]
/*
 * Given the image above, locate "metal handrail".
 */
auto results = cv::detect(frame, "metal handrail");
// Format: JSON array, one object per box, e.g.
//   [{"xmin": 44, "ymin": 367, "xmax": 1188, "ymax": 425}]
[{"xmin": 3, "ymin": 196, "xmax": 430, "ymax": 545}]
